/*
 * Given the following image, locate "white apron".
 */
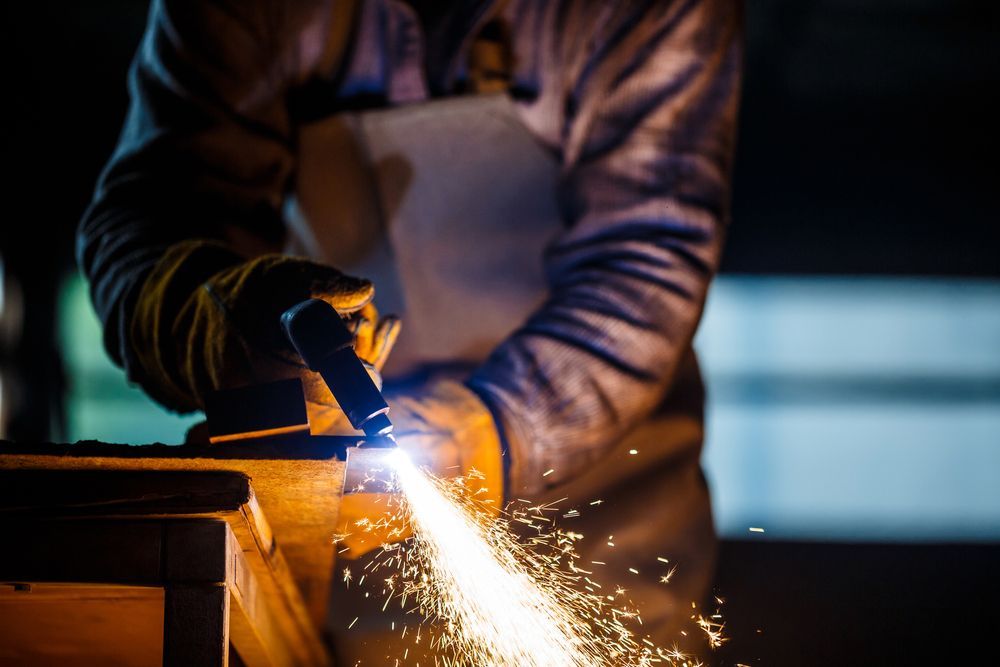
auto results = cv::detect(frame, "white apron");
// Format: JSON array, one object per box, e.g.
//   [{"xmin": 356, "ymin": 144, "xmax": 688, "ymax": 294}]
[
  {"xmin": 286, "ymin": 94, "xmax": 715, "ymax": 664},
  {"xmin": 286, "ymin": 93, "xmax": 561, "ymax": 376}
]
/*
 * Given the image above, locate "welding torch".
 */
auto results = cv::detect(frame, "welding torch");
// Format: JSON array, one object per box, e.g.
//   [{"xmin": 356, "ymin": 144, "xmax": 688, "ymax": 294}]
[{"xmin": 281, "ymin": 299, "xmax": 397, "ymax": 447}]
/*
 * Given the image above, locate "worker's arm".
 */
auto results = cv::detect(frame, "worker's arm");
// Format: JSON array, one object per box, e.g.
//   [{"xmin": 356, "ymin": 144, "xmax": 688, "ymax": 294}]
[
  {"xmin": 76, "ymin": 0, "xmax": 382, "ymax": 411},
  {"xmin": 468, "ymin": 0, "xmax": 743, "ymax": 494}
]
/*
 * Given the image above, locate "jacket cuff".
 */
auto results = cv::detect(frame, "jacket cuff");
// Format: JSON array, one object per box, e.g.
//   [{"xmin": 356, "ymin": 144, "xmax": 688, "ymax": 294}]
[{"xmin": 466, "ymin": 378, "xmax": 547, "ymax": 497}]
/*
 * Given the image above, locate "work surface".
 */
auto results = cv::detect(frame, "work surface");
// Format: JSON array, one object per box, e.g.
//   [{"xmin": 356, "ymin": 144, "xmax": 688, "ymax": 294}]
[
  {"xmin": 3, "ymin": 441, "xmax": 998, "ymax": 666},
  {"xmin": 0, "ymin": 438, "xmax": 350, "ymax": 627}
]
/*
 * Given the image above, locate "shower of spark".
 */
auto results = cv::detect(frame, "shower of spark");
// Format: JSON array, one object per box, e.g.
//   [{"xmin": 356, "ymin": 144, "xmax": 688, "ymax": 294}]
[
  {"xmin": 345, "ymin": 450, "xmax": 718, "ymax": 666},
  {"xmin": 391, "ymin": 452, "xmax": 600, "ymax": 666}
]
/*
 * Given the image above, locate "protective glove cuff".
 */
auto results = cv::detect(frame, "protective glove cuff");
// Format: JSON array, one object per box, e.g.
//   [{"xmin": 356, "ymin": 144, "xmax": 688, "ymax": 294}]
[
  {"xmin": 129, "ymin": 240, "xmax": 245, "ymax": 411},
  {"xmin": 466, "ymin": 377, "xmax": 545, "ymax": 497},
  {"xmin": 429, "ymin": 381, "xmax": 504, "ymax": 514}
]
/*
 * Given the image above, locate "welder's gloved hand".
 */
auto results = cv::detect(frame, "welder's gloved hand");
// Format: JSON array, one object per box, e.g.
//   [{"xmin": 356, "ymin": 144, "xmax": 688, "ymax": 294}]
[
  {"xmin": 129, "ymin": 240, "xmax": 399, "ymax": 412},
  {"xmin": 335, "ymin": 380, "xmax": 505, "ymax": 559},
  {"xmin": 349, "ymin": 302, "xmax": 400, "ymax": 374}
]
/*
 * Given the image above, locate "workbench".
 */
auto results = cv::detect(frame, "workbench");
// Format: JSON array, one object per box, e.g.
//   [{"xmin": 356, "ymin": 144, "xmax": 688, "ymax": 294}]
[{"xmin": 0, "ymin": 439, "xmax": 353, "ymax": 667}]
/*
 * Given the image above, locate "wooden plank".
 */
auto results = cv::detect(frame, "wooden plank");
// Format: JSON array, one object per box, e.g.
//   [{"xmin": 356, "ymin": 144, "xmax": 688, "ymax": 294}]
[
  {"xmin": 227, "ymin": 492, "xmax": 331, "ymax": 666},
  {"xmin": 161, "ymin": 519, "xmax": 327, "ymax": 666},
  {"xmin": 0, "ymin": 519, "xmax": 163, "ymax": 584},
  {"xmin": 228, "ymin": 527, "xmax": 299, "ymax": 667},
  {"xmin": 0, "ymin": 583, "xmax": 164, "ymax": 667},
  {"xmin": 156, "ymin": 520, "xmax": 330, "ymax": 665},
  {"xmin": 0, "ymin": 469, "xmax": 251, "ymax": 516},
  {"xmin": 160, "ymin": 519, "xmax": 324, "ymax": 667},
  {"xmin": 0, "ymin": 515, "xmax": 329, "ymax": 666},
  {"xmin": 0, "ymin": 439, "xmax": 348, "ymax": 626}
]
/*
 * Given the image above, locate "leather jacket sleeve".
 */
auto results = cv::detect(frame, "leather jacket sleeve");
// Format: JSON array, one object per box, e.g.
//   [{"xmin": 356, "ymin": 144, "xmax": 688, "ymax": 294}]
[
  {"xmin": 469, "ymin": 0, "xmax": 743, "ymax": 493},
  {"xmin": 76, "ymin": 0, "xmax": 330, "ymax": 389}
]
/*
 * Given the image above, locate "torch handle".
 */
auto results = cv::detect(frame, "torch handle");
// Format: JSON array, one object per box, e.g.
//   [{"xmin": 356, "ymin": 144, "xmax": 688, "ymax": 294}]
[{"xmin": 281, "ymin": 299, "xmax": 394, "ymax": 439}]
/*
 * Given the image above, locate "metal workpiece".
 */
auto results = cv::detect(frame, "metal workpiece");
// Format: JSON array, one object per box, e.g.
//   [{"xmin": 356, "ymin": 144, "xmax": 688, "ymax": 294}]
[
  {"xmin": 342, "ymin": 446, "xmax": 400, "ymax": 496},
  {"xmin": 204, "ymin": 377, "xmax": 309, "ymax": 444},
  {"xmin": 282, "ymin": 299, "xmax": 395, "ymax": 441}
]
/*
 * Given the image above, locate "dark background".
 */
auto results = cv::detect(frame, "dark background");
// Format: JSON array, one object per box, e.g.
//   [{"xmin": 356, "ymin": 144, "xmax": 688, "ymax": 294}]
[
  {"xmin": 1, "ymin": 1, "xmax": 998, "ymax": 665},
  {"xmin": 3, "ymin": 0, "xmax": 999, "ymax": 281}
]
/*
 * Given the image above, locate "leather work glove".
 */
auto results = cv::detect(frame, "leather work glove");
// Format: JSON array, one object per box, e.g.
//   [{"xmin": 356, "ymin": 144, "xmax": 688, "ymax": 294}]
[
  {"xmin": 333, "ymin": 380, "xmax": 505, "ymax": 559},
  {"xmin": 129, "ymin": 240, "xmax": 399, "ymax": 412}
]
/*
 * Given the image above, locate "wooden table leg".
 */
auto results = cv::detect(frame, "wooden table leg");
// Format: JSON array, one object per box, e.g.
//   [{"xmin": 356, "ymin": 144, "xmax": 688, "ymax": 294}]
[
  {"xmin": 163, "ymin": 519, "xmax": 300, "ymax": 667},
  {"xmin": 162, "ymin": 521, "xmax": 233, "ymax": 666},
  {"xmin": 163, "ymin": 584, "xmax": 230, "ymax": 667}
]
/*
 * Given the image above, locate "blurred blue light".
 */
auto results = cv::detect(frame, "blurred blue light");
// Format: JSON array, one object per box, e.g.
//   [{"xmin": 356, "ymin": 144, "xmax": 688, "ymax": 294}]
[
  {"xmin": 59, "ymin": 274, "xmax": 1000, "ymax": 541},
  {"xmin": 698, "ymin": 277, "xmax": 1000, "ymax": 542}
]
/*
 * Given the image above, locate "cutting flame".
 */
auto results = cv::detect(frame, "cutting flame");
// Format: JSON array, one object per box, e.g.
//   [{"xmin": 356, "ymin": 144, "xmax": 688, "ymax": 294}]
[{"xmin": 351, "ymin": 450, "xmax": 711, "ymax": 666}]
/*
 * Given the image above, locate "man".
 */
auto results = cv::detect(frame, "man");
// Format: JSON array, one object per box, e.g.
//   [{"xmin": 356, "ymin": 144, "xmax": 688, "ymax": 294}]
[{"xmin": 79, "ymin": 0, "xmax": 741, "ymax": 661}]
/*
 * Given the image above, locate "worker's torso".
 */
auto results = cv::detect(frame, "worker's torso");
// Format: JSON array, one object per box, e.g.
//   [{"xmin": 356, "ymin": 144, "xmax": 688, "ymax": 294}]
[
  {"xmin": 283, "ymin": 2, "xmax": 715, "ymax": 656},
  {"xmin": 287, "ymin": 92, "xmax": 562, "ymax": 376}
]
